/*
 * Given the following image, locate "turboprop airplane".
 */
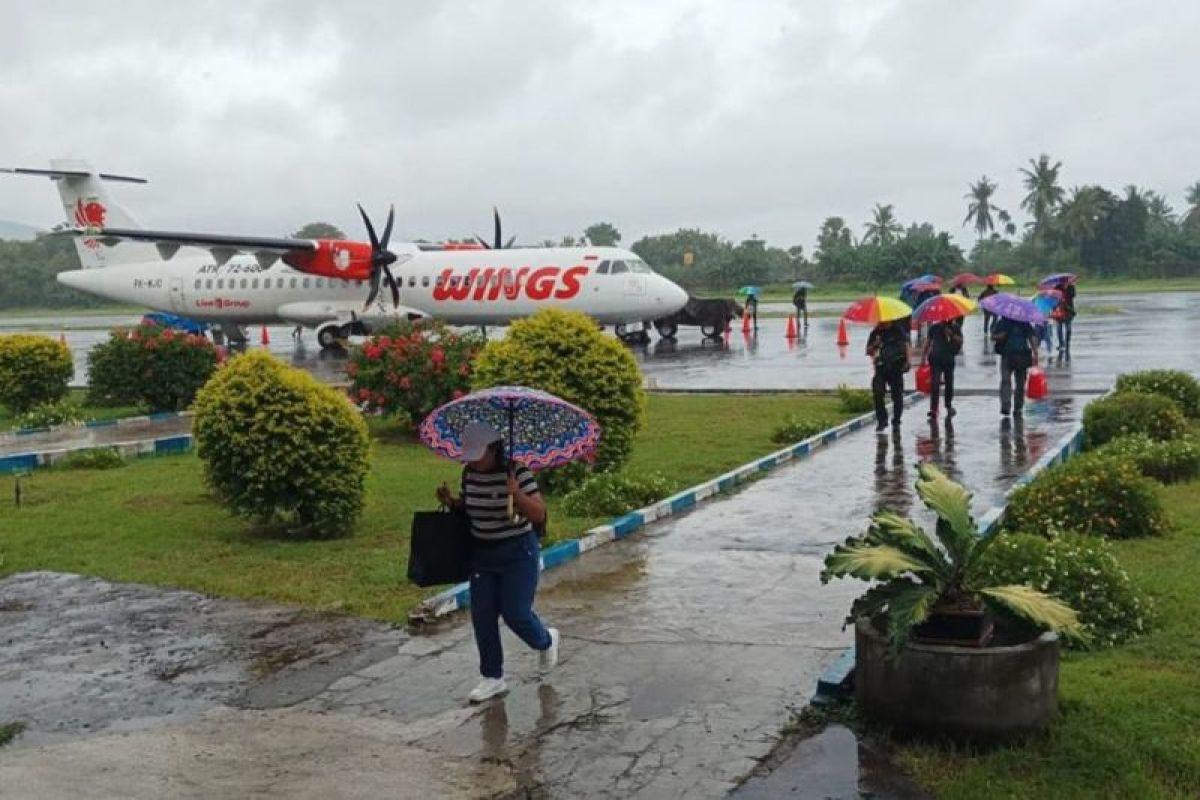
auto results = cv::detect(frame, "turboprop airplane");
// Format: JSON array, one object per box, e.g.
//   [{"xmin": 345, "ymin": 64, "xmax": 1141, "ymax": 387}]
[{"xmin": 2, "ymin": 160, "xmax": 688, "ymax": 348}]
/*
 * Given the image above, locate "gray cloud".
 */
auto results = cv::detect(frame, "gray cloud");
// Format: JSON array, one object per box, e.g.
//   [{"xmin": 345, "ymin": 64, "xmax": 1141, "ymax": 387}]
[{"xmin": 1, "ymin": 0, "xmax": 1197, "ymax": 251}]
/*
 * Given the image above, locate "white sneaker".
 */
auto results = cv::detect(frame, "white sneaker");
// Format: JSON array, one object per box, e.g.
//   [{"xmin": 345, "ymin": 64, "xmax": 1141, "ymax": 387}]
[
  {"xmin": 467, "ymin": 677, "xmax": 508, "ymax": 703},
  {"xmin": 539, "ymin": 628, "xmax": 560, "ymax": 673}
]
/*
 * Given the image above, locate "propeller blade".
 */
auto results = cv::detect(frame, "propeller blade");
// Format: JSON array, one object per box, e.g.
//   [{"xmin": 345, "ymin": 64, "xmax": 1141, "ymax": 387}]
[
  {"xmin": 364, "ymin": 267, "xmax": 382, "ymax": 309},
  {"xmin": 504, "ymin": 235, "xmax": 517, "ymax": 248},
  {"xmin": 383, "ymin": 264, "xmax": 400, "ymax": 307},
  {"xmin": 357, "ymin": 203, "xmax": 380, "ymax": 250},
  {"xmin": 493, "ymin": 206, "xmax": 502, "ymax": 250},
  {"xmin": 380, "ymin": 205, "xmax": 395, "ymax": 250},
  {"xmin": 474, "ymin": 234, "xmax": 492, "ymax": 250}
]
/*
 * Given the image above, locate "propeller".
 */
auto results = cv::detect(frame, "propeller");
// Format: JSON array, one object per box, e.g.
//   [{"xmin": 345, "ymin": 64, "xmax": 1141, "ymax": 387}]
[
  {"xmin": 358, "ymin": 203, "xmax": 400, "ymax": 308},
  {"xmin": 474, "ymin": 206, "xmax": 517, "ymax": 249}
]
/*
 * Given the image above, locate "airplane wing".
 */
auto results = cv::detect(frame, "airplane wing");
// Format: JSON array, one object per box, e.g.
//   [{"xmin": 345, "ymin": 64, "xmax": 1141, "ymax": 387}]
[{"xmin": 58, "ymin": 225, "xmax": 318, "ymax": 269}]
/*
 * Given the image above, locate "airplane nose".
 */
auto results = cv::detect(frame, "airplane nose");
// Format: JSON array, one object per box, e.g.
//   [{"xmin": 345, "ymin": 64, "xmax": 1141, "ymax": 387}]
[
  {"xmin": 56, "ymin": 270, "xmax": 91, "ymax": 291},
  {"xmin": 660, "ymin": 277, "xmax": 688, "ymax": 312}
]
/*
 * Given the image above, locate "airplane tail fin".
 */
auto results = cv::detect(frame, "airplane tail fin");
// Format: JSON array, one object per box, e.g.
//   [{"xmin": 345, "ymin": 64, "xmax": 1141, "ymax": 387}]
[{"xmin": 1, "ymin": 158, "xmax": 156, "ymax": 268}]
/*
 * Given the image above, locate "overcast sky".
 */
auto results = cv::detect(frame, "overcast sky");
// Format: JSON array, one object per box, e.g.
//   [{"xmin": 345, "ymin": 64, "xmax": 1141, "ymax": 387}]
[{"xmin": 1, "ymin": 0, "xmax": 1197, "ymax": 252}]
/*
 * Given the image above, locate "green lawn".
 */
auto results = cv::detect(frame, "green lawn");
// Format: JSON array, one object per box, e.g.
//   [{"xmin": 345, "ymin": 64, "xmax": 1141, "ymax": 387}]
[
  {"xmin": 0, "ymin": 393, "xmax": 852, "ymax": 622},
  {"xmin": 0, "ymin": 388, "xmax": 141, "ymax": 432},
  {"xmin": 895, "ymin": 479, "xmax": 1200, "ymax": 799}
]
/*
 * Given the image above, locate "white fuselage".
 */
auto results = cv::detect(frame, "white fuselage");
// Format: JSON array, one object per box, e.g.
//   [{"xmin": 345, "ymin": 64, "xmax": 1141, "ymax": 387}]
[{"xmin": 56, "ymin": 244, "xmax": 688, "ymax": 328}]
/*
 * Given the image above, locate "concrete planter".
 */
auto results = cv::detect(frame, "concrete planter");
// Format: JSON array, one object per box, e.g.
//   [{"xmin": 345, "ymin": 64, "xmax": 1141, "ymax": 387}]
[{"xmin": 855, "ymin": 618, "xmax": 1059, "ymax": 742}]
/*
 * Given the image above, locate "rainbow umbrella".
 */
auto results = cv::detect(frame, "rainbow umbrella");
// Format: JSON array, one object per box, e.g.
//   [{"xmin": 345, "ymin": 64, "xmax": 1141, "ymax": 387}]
[
  {"xmin": 1038, "ymin": 272, "xmax": 1077, "ymax": 289},
  {"xmin": 843, "ymin": 296, "xmax": 913, "ymax": 324},
  {"xmin": 984, "ymin": 273, "xmax": 1016, "ymax": 286},
  {"xmin": 913, "ymin": 293, "xmax": 977, "ymax": 324},
  {"xmin": 950, "ymin": 272, "xmax": 985, "ymax": 287}
]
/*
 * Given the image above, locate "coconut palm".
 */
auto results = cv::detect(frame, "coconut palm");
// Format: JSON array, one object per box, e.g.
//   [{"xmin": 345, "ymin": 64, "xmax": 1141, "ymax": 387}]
[
  {"xmin": 1059, "ymin": 185, "xmax": 1115, "ymax": 244},
  {"xmin": 963, "ymin": 176, "xmax": 998, "ymax": 239},
  {"xmin": 1144, "ymin": 191, "xmax": 1176, "ymax": 225},
  {"xmin": 821, "ymin": 463, "xmax": 1083, "ymax": 655},
  {"xmin": 863, "ymin": 203, "xmax": 903, "ymax": 245},
  {"xmin": 997, "ymin": 208, "xmax": 1017, "ymax": 238},
  {"xmin": 1019, "ymin": 154, "xmax": 1066, "ymax": 235}
]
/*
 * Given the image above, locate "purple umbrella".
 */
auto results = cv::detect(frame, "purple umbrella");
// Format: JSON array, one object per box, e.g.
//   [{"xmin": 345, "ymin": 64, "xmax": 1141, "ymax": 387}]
[
  {"xmin": 979, "ymin": 292, "xmax": 1046, "ymax": 324},
  {"xmin": 1038, "ymin": 272, "xmax": 1077, "ymax": 289}
]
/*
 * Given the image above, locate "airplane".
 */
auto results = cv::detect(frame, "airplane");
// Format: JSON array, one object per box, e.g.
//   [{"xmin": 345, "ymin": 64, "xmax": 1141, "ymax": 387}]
[{"xmin": 1, "ymin": 159, "xmax": 688, "ymax": 348}]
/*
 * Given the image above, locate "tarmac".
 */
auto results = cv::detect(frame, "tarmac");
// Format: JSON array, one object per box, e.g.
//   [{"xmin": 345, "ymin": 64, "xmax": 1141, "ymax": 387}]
[{"xmin": 0, "ymin": 395, "xmax": 1081, "ymax": 799}]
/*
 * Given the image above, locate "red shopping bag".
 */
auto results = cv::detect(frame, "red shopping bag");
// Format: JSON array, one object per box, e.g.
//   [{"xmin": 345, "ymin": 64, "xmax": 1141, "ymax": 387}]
[
  {"xmin": 915, "ymin": 362, "xmax": 932, "ymax": 395},
  {"xmin": 1027, "ymin": 367, "xmax": 1048, "ymax": 400}
]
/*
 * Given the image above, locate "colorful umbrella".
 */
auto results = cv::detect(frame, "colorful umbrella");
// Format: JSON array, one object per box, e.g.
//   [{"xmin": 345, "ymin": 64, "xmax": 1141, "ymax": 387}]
[
  {"xmin": 1038, "ymin": 272, "xmax": 1077, "ymax": 289},
  {"xmin": 979, "ymin": 292, "xmax": 1045, "ymax": 324},
  {"xmin": 908, "ymin": 282, "xmax": 942, "ymax": 294},
  {"xmin": 901, "ymin": 274, "xmax": 941, "ymax": 291},
  {"xmin": 736, "ymin": 286, "xmax": 761, "ymax": 297},
  {"xmin": 418, "ymin": 386, "xmax": 601, "ymax": 472},
  {"xmin": 843, "ymin": 296, "xmax": 913, "ymax": 324},
  {"xmin": 1032, "ymin": 288, "xmax": 1063, "ymax": 315},
  {"xmin": 984, "ymin": 273, "xmax": 1016, "ymax": 286},
  {"xmin": 950, "ymin": 272, "xmax": 985, "ymax": 287},
  {"xmin": 792, "ymin": 280, "xmax": 815, "ymax": 290},
  {"xmin": 913, "ymin": 293, "xmax": 977, "ymax": 324}
]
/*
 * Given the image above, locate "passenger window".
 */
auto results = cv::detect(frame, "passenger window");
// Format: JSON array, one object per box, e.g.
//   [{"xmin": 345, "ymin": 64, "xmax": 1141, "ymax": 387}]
[
  {"xmin": 422, "ymin": 276, "xmax": 430, "ymax": 288},
  {"xmin": 193, "ymin": 279, "xmax": 201, "ymax": 289},
  {"xmin": 217, "ymin": 279, "xmax": 224, "ymax": 289},
  {"xmin": 610, "ymin": 261, "xmax": 628, "ymax": 274},
  {"xmin": 408, "ymin": 276, "xmax": 415, "ymax": 288},
  {"xmin": 341, "ymin": 280, "xmax": 349, "ymax": 289},
  {"xmin": 314, "ymin": 278, "xmax": 323, "ymax": 288},
  {"xmin": 597, "ymin": 261, "xmax": 610, "ymax": 275},
  {"xmin": 252, "ymin": 279, "xmax": 259, "ymax": 289},
  {"xmin": 290, "ymin": 278, "xmax": 297, "ymax": 289},
  {"xmin": 205, "ymin": 279, "xmax": 213, "ymax": 290},
  {"xmin": 435, "ymin": 275, "xmax": 445, "ymax": 287},
  {"xmin": 276, "ymin": 278, "xmax": 284, "ymax": 289},
  {"xmin": 303, "ymin": 278, "xmax": 311, "ymax": 289},
  {"xmin": 240, "ymin": 278, "xmax": 248, "ymax": 289}
]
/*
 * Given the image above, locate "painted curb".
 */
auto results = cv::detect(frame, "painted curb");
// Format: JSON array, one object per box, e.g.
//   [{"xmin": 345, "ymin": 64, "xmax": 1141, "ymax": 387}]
[
  {"xmin": 408, "ymin": 392, "xmax": 925, "ymax": 625},
  {"xmin": 812, "ymin": 414, "xmax": 1090, "ymax": 703},
  {"xmin": 0, "ymin": 433, "xmax": 194, "ymax": 474},
  {"xmin": 3, "ymin": 411, "xmax": 193, "ymax": 439}
]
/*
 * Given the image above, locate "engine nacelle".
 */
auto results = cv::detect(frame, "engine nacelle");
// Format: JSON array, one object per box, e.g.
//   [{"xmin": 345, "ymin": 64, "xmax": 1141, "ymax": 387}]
[{"xmin": 282, "ymin": 239, "xmax": 375, "ymax": 280}]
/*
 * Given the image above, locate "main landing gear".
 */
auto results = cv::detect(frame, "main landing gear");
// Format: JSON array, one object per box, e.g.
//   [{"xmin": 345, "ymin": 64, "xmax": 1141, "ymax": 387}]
[{"xmin": 316, "ymin": 321, "xmax": 369, "ymax": 350}]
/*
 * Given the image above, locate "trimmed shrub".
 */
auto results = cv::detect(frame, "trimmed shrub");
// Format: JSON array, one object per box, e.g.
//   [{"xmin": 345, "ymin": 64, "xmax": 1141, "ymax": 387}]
[
  {"xmin": 88, "ymin": 322, "xmax": 217, "ymax": 412},
  {"xmin": 0, "ymin": 334, "xmax": 73, "ymax": 413},
  {"xmin": 1091, "ymin": 434, "xmax": 1200, "ymax": 484},
  {"xmin": 472, "ymin": 309, "xmax": 645, "ymax": 478},
  {"xmin": 348, "ymin": 321, "xmax": 484, "ymax": 429},
  {"xmin": 59, "ymin": 448, "xmax": 126, "ymax": 470},
  {"xmin": 975, "ymin": 532, "xmax": 1151, "ymax": 649},
  {"xmin": 837, "ymin": 384, "xmax": 874, "ymax": 414},
  {"xmin": 1115, "ymin": 369, "xmax": 1200, "ymax": 418},
  {"xmin": 771, "ymin": 414, "xmax": 837, "ymax": 444},
  {"xmin": 1005, "ymin": 456, "xmax": 1167, "ymax": 539},
  {"xmin": 1082, "ymin": 391, "xmax": 1187, "ymax": 447},
  {"xmin": 15, "ymin": 399, "xmax": 83, "ymax": 430},
  {"xmin": 561, "ymin": 471, "xmax": 675, "ymax": 518},
  {"xmin": 193, "ymin": 350, "xmax": 370, "ymax": 538}
]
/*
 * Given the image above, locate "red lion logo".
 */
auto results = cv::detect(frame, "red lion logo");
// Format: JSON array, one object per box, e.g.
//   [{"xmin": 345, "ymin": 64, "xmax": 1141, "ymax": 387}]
[{"xmin": 74, "ymin": 197, "xmax": 107, "ymax": 250}]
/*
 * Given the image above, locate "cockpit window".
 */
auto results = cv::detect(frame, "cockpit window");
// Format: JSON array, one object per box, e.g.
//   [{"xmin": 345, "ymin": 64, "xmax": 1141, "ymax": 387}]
[
  {"xmin": 627, "ymin": 258, "xmax": 653, "ymax": 274},
  {"xmin": 596, "ymin": 260, "xmax": 610, "ymax": 275},
  {"xmin": 610, "ymin": 261, "xmax": 629, "ymax": 274}
]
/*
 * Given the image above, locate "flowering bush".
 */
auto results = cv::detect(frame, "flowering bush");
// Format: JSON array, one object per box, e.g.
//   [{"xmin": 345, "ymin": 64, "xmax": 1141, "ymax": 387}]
[
  {"xmin": 1115, "ymin": 369, "xmax": 1200, "ymax": 418},
  {"xmin": 975, "ymin": 532, "xmax": 1151, "ymax": 649},
  {"xmin": 1082, "ymin": 391, "xmax": 1187, "ymax": 447},
  {"xmin": 561, "ymin": 471, "xmax": 675, "ymax": 518},
  {"xmin": 0, "ymin": 334, "xmax": 73, "ymax": 413},
  {"xmin": 87, "ymin": 322, "xmax": 217, "ymax": 412},
  {"xmin": 771, "ymin": 414, "xmax": 837, "ymax": 444},
  {"xmin": 15, "ymin": 399, "xmax": 84, "ymax": 430},
  {"xmin": 1005, "ymin": 455, "xmax": 1167, "ymax": 539},
  {"xmin": 348, "ymin": 321, "xmax": 484, "ymax": 430},
  {"xmin": 1091, "ymin": 434, "xmax": 1200, "ymax": 485}
]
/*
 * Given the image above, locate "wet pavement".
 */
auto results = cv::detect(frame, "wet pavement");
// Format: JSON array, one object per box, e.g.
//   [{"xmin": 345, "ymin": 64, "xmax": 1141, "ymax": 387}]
[
  {"xmin": 0, "ymin": 415, "xmax": 192, "ymax": 457},
  {"xmin": 0, "ymin": 395, "xmax": 1080, "ymax": 798}
]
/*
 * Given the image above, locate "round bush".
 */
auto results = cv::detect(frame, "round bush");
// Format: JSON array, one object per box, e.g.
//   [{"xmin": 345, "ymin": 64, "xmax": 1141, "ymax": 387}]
[
  {"xmin": 1082, "ymin": 391, "xmax": 1188, "ymax": 447},
  {"xmin": 472, "ymin": 309, "xmax": 645, "ymax": 477},
  {"xmin": 975, "ymin": 532, "xmax": 1151, "ymax": 649},
  {"xmin": 1005, "ymin": 456, "xmax": 1168, "ymax": 539},
  {"xmin": 771, "ymin": 414, "xmax": 837, "ymax": 444},
  {"xmin": 0, "ymin": 334, "xmax": 73, "ymax": 413},
  {"xmin": 1091, "ymin": 434, "xmax": 1200, "ymax": 484},
  {"xmin": 561, "ymin": 471, "xmax": 674, "ymax": 518},
  {"xmin": 88, "ymin": 322, "xmax": 217, "ymax": 412},
  {"xmin": 348, "ymin": 321, "xmax": 484, "ymax": 429},
  {"xmin": 193, "ymin": 350, "xmax": 370, "ymax": 537},
  {"xmin": 1115, "ymin": 369, "xmax": 1200, "ymax": 418}
]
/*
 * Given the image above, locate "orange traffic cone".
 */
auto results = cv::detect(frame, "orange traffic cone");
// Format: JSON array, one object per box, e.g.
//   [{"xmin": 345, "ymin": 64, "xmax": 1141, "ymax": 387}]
[
  {"xmin": 836, "ymin": 318, "xmax": 850, "ymax": 346},
  {"xmin": 260, "ymin": 325, "xmax": 270, "ymax": 346},
  {"xmin": 742, "ymin": 310, "xmax": 752, "ymax": 334},
  {"xmin": 785, "ymin": 315, "xmax": 798, "ymax": 339}
]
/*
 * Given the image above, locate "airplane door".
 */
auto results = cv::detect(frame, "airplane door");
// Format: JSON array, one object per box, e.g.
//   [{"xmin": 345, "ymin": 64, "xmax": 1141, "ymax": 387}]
[{"xmin": 168, "ymin": 277, "xmax": 185, "ymax": 312}]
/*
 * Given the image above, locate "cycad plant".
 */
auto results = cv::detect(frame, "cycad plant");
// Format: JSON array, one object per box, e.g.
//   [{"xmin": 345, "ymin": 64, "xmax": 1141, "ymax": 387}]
[{"xmin": 821, "ymin": 463, "xmax": 1084, "ymax": 654}]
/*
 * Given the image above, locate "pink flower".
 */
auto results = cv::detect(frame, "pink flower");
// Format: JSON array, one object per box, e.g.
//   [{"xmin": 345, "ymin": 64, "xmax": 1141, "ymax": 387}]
[
  {"xmin": 458, "ymin": 364, "xmax": 470, "ymax": 377},
  {"xmin": 399, "ymin": 376, "xmax": 412, "ymax": 390}
]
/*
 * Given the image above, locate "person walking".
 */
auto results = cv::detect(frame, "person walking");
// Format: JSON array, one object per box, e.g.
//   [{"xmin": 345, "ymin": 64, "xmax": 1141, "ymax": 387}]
[
  {"xmin": 991, "ymin": 316, "xmax": 1038, "ymax": 417},
  {"xmin": 979, "ymin": 283, "xmax": 998, "ymax": 333},
  {"xmin": 867, "ymin": 319, "xmax": 910, "ymax": 431},
  {"xmin": 435, "ymin": 421, "xmax": 559, "ymax": 703},
  {"xmin": 792, "ymin": 286, "xmax": 809, "ymax": 328},
  {"xmin": 922, "ymin": 319, "xmax": 962, "ymax": 419},
  {"xmin": 745, "ymin": 292, "xmax": 759, "ymax": 332},
  {"xmin": 1056, "ymin": 283, "xmax": 1076, "ymax": 353}
]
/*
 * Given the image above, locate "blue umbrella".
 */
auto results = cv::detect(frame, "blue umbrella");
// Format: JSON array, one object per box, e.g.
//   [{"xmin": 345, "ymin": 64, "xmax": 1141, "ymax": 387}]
[
  {"xmin": 901, "ymin": 274, "xmax": 939, "ymax": 291},
  {"xmin": 979, "ymin": 292, "xmax": 1046, "ymax": 324},
  {"xmin": 736, "ymin": 286, "xmax": 761, "ymax": 298},
  {"xmin": 1031, "ymin": 288, "xmax": 1063, "ymax": 316}
]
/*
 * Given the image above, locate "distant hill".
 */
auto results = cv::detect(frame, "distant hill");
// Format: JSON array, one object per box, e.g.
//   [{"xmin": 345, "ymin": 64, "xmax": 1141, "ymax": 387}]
[{"xmin": 0, "ymin": 220, "xmax": 43, "ymax": 241}]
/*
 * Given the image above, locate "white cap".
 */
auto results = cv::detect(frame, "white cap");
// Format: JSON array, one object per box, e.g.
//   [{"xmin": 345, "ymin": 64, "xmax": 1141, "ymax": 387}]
[{"xmin": 460, "ymin": 421, "xmax": 501, "ymax": 462}]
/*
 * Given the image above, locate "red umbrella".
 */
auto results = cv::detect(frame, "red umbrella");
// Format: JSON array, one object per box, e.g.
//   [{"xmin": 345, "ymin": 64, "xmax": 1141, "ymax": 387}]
[{"xmin": 951, "ymin": 272, "xmax": 985, "ymax": 287}]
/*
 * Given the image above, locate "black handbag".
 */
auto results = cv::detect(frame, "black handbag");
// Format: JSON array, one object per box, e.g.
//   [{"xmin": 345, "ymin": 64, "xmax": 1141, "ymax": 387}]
[{"xmin": 407, "ymin": 506, "xmax": 472, "ymax": 587}]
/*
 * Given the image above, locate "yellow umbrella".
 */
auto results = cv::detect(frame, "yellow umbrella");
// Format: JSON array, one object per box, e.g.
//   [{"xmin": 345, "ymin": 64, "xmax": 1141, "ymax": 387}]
[
  {"xmin": 984, "ymin": 273, "xmax": 1015, "ymax": 286},
  {"xmin": 842, "ymin": 296, "xmax": 913, "ymax": 324}
]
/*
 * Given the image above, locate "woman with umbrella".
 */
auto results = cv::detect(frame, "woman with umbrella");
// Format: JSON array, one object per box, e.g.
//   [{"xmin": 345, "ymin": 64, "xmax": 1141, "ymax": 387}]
[
  {"xmin": 422, "ymin": 386, "xmax": 601, "ymax": 703},
  {"xmin": 982, "ymin": 294, "xmax": 1042, "ymax": 417},
  {"xmin": 915, "ymin": 295, "xmax": 973, "ymax": 420},
  {"xmin": 1041, "ymin": 274, "xmax": 1078, "ymax": 353},
  {"xmin": 845, "ymin": 297, "xmax": 913, "ymax": 431},
  {"xmin": 737, "ymin": 286, "xmax": 761, "ymax": 332}
]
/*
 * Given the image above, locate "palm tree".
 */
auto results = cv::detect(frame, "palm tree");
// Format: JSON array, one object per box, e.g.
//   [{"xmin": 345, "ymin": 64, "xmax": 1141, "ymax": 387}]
[
  {"xmin": 1059, "ymin": 185, "xmax": 1115, "ymax": 244},
  {"xmin": 1184, "ymin": 181, "xmax": 1200, "ymax": 231},
  {"xmin": 963, "ymin": 176, "xmax": 998, "ymax": 239},
  {"xmin": 863, "ymin": 203, "xmax": 903, "ymax": 245},
  {"xmin": 997, "ymin": 209, "xmax": 1017, "ymax": 238},
  {"xmin": 1019, "ymin": 154, "xmax": 1066, "ymax": 236},
  {"xmin": 1143, "ymin": 191, "xmax": 1176, "ymax": 226}
]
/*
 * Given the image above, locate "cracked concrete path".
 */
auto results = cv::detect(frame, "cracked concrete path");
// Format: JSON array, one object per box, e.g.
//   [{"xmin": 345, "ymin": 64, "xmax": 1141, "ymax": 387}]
[{"xmin": 0, "ymin": 395, "xmax": 1081, "ymax": 798}]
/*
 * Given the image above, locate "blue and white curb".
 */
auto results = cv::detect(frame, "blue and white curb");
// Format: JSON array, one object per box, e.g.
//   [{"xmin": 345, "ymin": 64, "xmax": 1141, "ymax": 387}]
[
  {"xmin": 3, "ymin": 411, "xmax": 192, "ymax": 438},
  {"xmin": 813, "ymin": 415, "xmax": 1090, "ymax": 703},
  {"xmin": 409, "ymin": 393, "xmax": 924, "ymax": 625},
  {"xmin": 0, "ymin": 433, "xmax": 194, "ymax": 475}
]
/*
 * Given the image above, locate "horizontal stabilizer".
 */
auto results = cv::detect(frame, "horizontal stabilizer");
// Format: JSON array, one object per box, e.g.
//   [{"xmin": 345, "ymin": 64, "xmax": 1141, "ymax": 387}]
[{"xmin": 0, "ymin": 167, "xmax": 147, "ymax": 184}]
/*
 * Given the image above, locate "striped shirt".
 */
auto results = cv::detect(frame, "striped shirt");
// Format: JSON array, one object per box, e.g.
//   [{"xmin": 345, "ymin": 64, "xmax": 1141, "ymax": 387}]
[{"xmin": 462, "ymin": 465, "xmax": 539, "ymax": 543}]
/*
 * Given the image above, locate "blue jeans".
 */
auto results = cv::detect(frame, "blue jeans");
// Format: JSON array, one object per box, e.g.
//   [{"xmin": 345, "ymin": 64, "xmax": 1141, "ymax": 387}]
[{"xmin": 469, "ymin": 531, "xmax": 551, "ymax": 679}]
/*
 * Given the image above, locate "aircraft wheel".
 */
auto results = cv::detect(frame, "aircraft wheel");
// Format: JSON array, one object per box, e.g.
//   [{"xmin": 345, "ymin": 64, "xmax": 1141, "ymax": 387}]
[
  {"xmin": 700, "ymin": 324, "xmax": 722, "ymax": 340},
  {"xmin": 317, "ymin": 324, "xmax": 343, "ymax": 350},
  {"xmin": 654, "ymin": 320, "xmax": 678, "ymax": 340},
  {"xmin": 614, "ymin": 323, "xmax": 628, "ymax": 339}
]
